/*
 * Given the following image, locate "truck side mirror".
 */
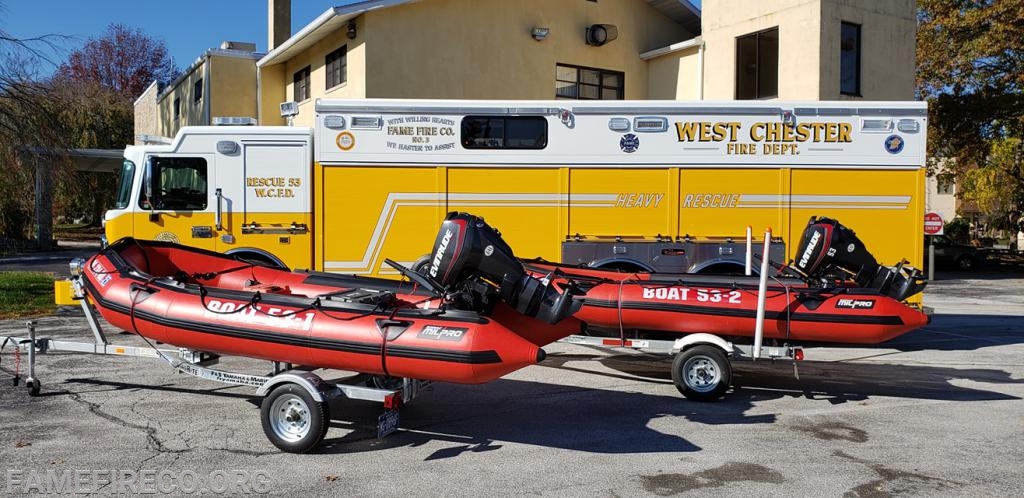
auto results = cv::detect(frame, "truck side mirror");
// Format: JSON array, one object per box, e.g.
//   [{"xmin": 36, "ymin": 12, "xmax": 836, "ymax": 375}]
[{"xmin": 143, "ymin": 157, "xmax": 159, "ymax": 221}]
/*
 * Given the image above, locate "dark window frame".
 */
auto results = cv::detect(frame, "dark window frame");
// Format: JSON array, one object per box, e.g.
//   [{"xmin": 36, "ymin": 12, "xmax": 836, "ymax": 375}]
[
  {"xmin": 173, "ymin": 97, "xmax": 181, "ymax": 120},
  {"xmin": 461, "ymin": 116, "xmax": 548, "ymax": 150},
  {"xmin": 555, "ymin": 63, "xmax": 624, "ymax": 100},
  {"xmin": 193, "ymin": 78, "xmax": 203, "ymax": 104},
  {"xmin": 293, "ymin": 65, "xmax": 311, "ymax": 102},
  {"xmin": 735, "ymin": 27, "xmax": 779, "ymax": 100},
  {"xmin": 139, "ymin": 156, "xmax": 209, "ymax": 211},
  {"xmin": 326, "ymin": 45, "xmax": 347, "ymax": 90},
  {"xmin": 840, "ymin": 21, "xmax": 862, "ymax": 96}
]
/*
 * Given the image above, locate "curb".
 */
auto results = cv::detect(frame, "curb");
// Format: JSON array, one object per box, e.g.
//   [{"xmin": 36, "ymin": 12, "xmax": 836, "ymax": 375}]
[{"xmin": 0, "ymin": 251, "xmax": 98, "ymax": 264}]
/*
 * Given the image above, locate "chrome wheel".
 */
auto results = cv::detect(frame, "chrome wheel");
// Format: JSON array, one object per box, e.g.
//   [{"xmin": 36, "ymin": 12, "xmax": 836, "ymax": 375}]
[
  {"xmin": 671, "ymin": 345, "xmax": 731, "ymax": 401},
  {"xmin": 269, "ymin": 393, "xmax": 311, "ymax": 443},
  {"xmin": 682, "ymin": 355, "xmax": 721, "ymax": 393}
]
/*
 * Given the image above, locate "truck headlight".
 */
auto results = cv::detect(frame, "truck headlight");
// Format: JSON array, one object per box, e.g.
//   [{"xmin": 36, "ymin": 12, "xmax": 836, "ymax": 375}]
[{"xmin": 69, "ymin": 257, "xmax": 87, "ymax": 277}]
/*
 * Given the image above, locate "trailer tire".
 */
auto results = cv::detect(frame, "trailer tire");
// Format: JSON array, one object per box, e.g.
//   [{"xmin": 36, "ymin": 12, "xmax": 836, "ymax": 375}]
[
  {"xmin": 671, "ymin": 345, "xmax": 730, "ymax": 401},
  {"xmin": 26, "ymin": 378, "xmax": 40, "ymax": 396},
  {"xmin": 260, "ymin": 383, "xmax": 329, "ymax": 453}
]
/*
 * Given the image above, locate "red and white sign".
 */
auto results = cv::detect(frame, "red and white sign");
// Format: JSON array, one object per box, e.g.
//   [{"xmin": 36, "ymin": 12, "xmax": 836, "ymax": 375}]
[{"xmin": 924, "ymin": 212, "xmax": 944, "ymax": 235}]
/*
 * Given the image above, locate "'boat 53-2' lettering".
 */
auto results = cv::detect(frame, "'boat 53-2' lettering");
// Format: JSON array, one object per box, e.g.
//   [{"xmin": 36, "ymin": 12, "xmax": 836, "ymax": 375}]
[{"xmin": 642, "ymin": 287, "xmax": 741, "ymax": 304}]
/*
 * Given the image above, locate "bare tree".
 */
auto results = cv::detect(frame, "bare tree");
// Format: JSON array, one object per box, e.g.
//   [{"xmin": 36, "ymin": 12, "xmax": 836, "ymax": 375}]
[{"xmin": 55, "ymin": 23, "xmax": 177, "ymax": 98}]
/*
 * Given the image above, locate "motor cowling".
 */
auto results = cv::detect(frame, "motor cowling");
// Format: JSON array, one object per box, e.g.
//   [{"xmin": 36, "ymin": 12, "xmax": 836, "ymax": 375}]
[
  {"xmin": 426, "ymin": 212, "xmax": 580, "ymax": 324},
  {"xmin": 792, "ymin": 217, "xmax": 926, "ymax": 301}
]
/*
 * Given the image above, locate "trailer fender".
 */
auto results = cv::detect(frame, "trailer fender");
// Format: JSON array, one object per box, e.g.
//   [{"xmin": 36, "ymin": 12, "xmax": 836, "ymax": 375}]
[
  {"xmin": 672, "ymin": 334, "xmax": 734, "ymax": 356},
  {"xmin": 256, "ymin": 372, "xmax": 331, "ymax": 402}
]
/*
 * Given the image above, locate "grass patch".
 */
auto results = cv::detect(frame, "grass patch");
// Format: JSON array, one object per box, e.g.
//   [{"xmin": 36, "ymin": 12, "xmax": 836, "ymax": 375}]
[{"xmin": 0, "ymin": 272, "xmax": 57, "ymax": 319}]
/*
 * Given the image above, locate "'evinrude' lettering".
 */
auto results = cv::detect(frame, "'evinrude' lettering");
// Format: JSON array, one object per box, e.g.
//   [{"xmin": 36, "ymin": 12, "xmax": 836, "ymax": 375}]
[
  {"xmin": 798, "ymin": 231, "xmax": 822, "ymax": 269},
  {"xmin": 429, "ymin": 229, "xmax": 454, "ymax": 277}
]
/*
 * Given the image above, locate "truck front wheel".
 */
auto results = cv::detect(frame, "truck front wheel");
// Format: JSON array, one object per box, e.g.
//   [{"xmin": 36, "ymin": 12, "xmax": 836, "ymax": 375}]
[{"xmin": 671, "ymin": 345, "xmax": 731, "ymax": 401}]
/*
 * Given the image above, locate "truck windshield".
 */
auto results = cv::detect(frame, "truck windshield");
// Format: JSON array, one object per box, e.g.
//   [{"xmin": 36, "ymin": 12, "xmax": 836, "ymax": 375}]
[{"xmin": 114, "ymin": 160, "xmax": 135, "ymax": 209}]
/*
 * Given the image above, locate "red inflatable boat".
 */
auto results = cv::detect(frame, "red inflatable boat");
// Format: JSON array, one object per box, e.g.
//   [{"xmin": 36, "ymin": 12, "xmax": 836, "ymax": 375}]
[
  {"xmin": 525, "ymin": 217, "xmax": 930, "ymax": 345},
  {"xmin": 80, "ymin": 214, "xmax": 580, "ymax": 384}
]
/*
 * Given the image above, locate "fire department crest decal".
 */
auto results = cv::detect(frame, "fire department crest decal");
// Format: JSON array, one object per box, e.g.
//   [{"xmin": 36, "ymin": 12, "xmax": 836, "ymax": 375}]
[
  {"xmin": 619, "ymin": 133, "xmax": 640, "ymax": 153},
  {"xmin": 884, "ymin": 134, "xmax": 904, "ymax": 154}
]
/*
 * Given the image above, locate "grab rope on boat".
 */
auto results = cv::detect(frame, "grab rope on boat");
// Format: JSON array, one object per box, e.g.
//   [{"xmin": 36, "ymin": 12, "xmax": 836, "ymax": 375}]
[{"xmin": 127, "ymin": 279, "xmax": 180, "ymax": 369}]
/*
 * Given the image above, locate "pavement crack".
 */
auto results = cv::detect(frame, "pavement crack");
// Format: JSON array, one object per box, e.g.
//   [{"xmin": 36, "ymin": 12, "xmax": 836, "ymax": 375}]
[{"xmin": 67, "ymin": 390, "xmax": 193, "ymax": 455}]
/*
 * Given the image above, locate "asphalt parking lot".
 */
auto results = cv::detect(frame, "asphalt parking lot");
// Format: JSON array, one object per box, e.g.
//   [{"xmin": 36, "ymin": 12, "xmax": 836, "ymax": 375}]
[{"xmin": 1, "ymin": 272, "xmax": 1022, "ymax": 496}]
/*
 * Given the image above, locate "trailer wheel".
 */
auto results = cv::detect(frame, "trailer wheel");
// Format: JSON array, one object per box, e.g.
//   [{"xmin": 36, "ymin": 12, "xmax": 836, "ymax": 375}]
[
  {"xmin": 671, "ymin": 345, "xmax": 731, "ymax": 401},
  {"xmin": 26, "ymin": 378, "xmax": 40, "ymax": 396},
  {"xmin": 260, "ymin": 383, "xmax": 329, "ymax": 453}
]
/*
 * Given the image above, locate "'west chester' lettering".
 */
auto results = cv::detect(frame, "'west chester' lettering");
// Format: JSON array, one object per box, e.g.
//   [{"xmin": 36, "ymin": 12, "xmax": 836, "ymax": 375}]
[{"xmin": 675, "ymin": 121, "xmax": 853, "ymax": 143}]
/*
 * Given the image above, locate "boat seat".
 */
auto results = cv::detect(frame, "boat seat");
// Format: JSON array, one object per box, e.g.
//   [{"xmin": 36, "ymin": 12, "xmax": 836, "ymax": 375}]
[
  {"xmin": 242, "ymin": 280, "xmax": 287, "ymax": 294},
  {"xmin": 324, "ymin": 288, "xmax": 396, "ymax": 306}
]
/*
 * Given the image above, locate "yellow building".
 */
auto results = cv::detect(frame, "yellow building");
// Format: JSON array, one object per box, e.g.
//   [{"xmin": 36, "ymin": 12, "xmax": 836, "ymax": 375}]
[
  {"xmin": 258, "ymin": 0, "xmax": 700, "ymax": 126},
  {"xmin": 135, "ymin": 0, "xmax": 916, "ymax": 135},
  {"xmin": 133, "ymin": 42, "xmax": 263, "ymax": 143}
]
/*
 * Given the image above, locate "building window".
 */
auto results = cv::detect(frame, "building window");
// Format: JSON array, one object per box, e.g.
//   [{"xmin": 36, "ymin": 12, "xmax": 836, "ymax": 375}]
[
  {"xmin": 555, "ymin": 63, "xmax": 623, "ymax": 100},
  {"xmin": 193, "ymin": 78, "xmax": 203, "ymax": 104},
  {"xmin": 937, "ymin": 174, "xmax": 955, "ymax": 195},
  {"xmin": 326, "ymin": 46, "xmax": 347, "ymax": 90},
  {"xmin": 840, "ymin": 22, "xmax": 861, "ymax": 96},
  {"xmin": 736, "ymin": 27, "xmax": 778, "ymax": 99},
  {"xmin": 293, "ymin": 66, "xmax": 311, "ymax": 102},
  {"xmin": 461, "ymin": 116, "xmax": 548, "ymax": 149},
  {"xmin": 173, "ymin": 97, "xmax": 181, "ymax": 120}
]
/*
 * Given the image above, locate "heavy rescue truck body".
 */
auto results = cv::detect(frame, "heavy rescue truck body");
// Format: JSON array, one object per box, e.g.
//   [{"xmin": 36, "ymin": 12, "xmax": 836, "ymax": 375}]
[{"xmin": 98, "ymin": 99, "xmax": 927, "ymax": 302}]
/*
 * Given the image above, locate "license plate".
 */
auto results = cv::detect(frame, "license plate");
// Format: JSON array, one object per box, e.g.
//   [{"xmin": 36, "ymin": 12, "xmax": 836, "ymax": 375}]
[{"xmin": 377, "ymin": 409, "xmax": 400, "ymax": 438}]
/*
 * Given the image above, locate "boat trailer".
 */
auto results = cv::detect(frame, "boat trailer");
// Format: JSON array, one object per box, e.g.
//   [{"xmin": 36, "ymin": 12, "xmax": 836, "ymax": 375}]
[{"xmin": 0, "ymin": 284, "xmax": 428, "ymax": 453}]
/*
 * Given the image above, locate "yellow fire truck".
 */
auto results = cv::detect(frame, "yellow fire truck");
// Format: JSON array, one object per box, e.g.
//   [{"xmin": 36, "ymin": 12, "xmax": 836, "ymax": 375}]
[{"xmin": 96, "ymin": 99, "xmax": 927, "ymax": 297}]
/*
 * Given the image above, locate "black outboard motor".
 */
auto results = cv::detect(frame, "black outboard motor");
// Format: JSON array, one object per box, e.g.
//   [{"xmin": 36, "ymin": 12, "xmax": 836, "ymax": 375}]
[
  {"xmin": 426, "ymin": 212, "xmax": 581, "ymax": 324},
  {"xmin": 791, "ymin": 217, "xmax": 927, "ymax": 301}
]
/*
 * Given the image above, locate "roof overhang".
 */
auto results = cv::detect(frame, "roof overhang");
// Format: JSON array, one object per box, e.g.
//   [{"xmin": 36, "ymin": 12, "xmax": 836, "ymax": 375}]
[
  {"xmin": 640, "ymin": 36, "xmax": 703, "ymax": 61},
  {"xmin": 645, "ymin": 0, "xmax": 701, "ymax": 35},
  {"xmin": 258, "ymin": 0, "xmax": 417, "ymax": 68},
  {"xmin": 23, "ymin": 147, "xmax": 123, "ymax": 173}
]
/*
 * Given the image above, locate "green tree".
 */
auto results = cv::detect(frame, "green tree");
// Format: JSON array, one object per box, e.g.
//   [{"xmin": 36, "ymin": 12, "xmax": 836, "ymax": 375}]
[{"xmin": 917, "ymin": 0, "xmax": 1024, "ymax": 232}]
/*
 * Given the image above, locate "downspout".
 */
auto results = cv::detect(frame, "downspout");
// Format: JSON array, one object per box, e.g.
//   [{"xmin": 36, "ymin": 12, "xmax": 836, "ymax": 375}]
[
  {"xmin": 697, "ymin": 38, "xmax": 705, "ymax": 100},
  {"xmin": 256, "ymin": 63, "xmax": 262, "ymax": 124},
  {"xmin": 203, "ymin": 56, "xmax": 212, "ymax": 125}
]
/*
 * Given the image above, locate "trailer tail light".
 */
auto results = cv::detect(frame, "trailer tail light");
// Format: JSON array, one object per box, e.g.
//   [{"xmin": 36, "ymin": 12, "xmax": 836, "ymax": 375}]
[
  {"xmin": 794, "ymin": 348, "xmax": 804, "ymax": 361},
  {"xmin": 661, "ymin": 248, "xmax": 685, "ymax": 256},
  {"xmin": 383, "ymin": 392, "xmax": 402, "ymax": 410}
]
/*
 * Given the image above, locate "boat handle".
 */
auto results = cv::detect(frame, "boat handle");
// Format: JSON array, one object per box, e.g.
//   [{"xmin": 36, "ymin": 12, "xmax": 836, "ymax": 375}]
[{"xmin": 214, "ymin": 188, "xmax": 223, "ymax": 230}]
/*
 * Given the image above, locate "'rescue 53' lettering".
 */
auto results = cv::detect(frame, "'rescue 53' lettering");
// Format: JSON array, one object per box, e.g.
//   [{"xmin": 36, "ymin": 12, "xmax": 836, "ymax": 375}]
[{"xmin": 246, "ymin": 177, "xmax": 302, "ymax": 198}]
